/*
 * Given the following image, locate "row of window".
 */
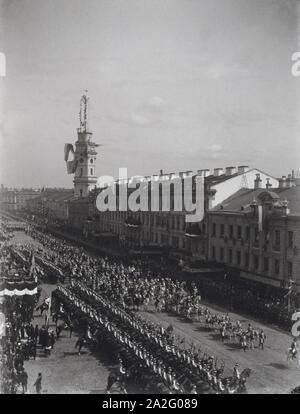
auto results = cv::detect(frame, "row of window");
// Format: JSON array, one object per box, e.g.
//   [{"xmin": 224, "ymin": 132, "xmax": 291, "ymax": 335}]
[
  {"xmin": 211, "ymin": 223, "xmax": 294, "ymax": 248},
  {"xmin": 79, "ymin": 168, "xmax": 94, "ymax": 176},
  {"xmin": 211, "ymin": 246, "xmax": 293, "ymax": 277},
  {"xmin": 100, "ymin": 211, "xmax": 187, "ymax": 230},
  {"xmin": 99, "ymin": 222, "xmax": 205, "ymax": 254}
]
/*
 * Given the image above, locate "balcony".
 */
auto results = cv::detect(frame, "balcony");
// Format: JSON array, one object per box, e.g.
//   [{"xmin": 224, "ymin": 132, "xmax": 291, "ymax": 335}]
[
  {"xmin": 125, "ymin": 217, "xmax": 142, "ymax": 228},
  {"xmin": 185, "ymin": 224, "xmax": 202, "ymax": 238}
]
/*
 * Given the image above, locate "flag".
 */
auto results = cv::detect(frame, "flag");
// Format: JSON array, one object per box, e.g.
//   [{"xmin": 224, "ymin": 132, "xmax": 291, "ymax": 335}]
[
  {"xmin": 64, "ymin": 143, "xmax": 74, "ymax": 161},
  {"xmin": 66, "ymin": 160, "xmax": 78, "ymax": 174},
  {"xmin": 0, "ymin": 312, "xmax": 5, "ymax": 338},
  {"xmin": 29, "ymin": 251, "xmax": 37, "ymax": 282},
  {"xmin": 46, "ymin": 295, "xmax": 52, "ymax": 327},
  {"xmin": 284, "ymin": 282, "xmax": 293, "ymax": 298}
]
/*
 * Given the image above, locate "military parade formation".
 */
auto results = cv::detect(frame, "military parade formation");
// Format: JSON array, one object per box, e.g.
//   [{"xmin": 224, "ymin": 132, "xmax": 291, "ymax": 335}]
[{"xmin": 0, "ymin": 215, "xmax": 299, "ymax": 394}]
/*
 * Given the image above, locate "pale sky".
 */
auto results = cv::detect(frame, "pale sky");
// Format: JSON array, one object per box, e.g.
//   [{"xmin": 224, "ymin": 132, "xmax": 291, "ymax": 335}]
[{"xmin": 0, "ymin": 0, "xmax": 299, "ymax": 188}]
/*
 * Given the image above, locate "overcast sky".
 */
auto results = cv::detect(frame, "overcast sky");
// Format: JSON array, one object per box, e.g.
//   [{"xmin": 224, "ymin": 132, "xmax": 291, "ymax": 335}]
[{"xmin": 0, "ymin": 0, "xmax": 299, "ymax": 188}]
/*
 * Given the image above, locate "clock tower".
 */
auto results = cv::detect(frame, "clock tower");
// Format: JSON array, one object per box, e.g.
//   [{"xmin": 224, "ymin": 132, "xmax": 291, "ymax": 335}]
[{"xmin": 73, "ymin": 92, "xmax": 99, "ymax": 198}]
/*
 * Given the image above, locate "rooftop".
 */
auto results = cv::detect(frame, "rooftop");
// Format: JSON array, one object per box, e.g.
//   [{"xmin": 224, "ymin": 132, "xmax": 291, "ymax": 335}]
[{"xmin": 212, "ymin": 185, "xmax": 300, "ymax": 216}]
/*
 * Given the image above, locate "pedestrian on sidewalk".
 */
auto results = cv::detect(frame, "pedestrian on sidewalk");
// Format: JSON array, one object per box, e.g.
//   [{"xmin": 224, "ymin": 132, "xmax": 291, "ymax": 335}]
[
  {"xmin": 50, "ymin": 330, "xmax": 56, "ymax": 349},
  {"xmin": 75, "ymin": 337, "xmax": 85, "ymax": 355},
  {"xmin": 34, "ymin": 373, "xmax": 42, "ymax": 394},
  {"xmin": 56, "ymin": 324, "xmax": 62, "ymax": 339},
  {"xmin": 20, "ymin": 368, "xmax": 28, "ymax": 394},
  {"xmin": 34, "ymin": 324, "xmax": 39, "ymax": 342},
  {"xmin": 69, "ymin": 323, "xmax": 74, "ymax": 338}
]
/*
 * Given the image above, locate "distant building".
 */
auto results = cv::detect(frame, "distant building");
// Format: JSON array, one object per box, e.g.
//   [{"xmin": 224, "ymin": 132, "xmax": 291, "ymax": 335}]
[
  {"xmin": 25, "ymin": 189, "xmax": 75, "ymax": 221},
  {"xmin": 0, "ymin": 187, "xmax": 41, "ymax": 211}
]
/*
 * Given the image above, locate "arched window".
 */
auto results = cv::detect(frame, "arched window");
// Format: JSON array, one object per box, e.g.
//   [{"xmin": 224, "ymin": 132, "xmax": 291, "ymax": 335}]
[{"xmin": 90, "ymin": 168, "xmax": 93, "ymax": 175}]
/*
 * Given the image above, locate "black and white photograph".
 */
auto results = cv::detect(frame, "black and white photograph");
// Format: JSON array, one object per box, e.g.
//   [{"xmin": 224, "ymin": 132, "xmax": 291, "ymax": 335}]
[{"xmin": 0, "ymin": 0, "xmax": 300, "ymax": 397}]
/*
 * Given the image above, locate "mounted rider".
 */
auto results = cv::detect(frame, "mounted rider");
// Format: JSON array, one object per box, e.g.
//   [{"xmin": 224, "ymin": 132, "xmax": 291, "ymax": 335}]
[{"xmin": 290, "ymin": 338, "xmax": 298, "ymax": 359}]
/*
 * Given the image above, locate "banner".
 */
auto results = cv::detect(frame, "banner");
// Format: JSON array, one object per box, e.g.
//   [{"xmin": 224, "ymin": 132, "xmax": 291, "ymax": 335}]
[
  {"xmin": 0, "ymin": 279, "xmax": 37, "ymax": 292},
  {"xmin": 67, "ymin": 160, "xmax": 78, "ymax": 174},
  {"xmin": 46, "ymin": 295, "xmax": 52, "ymax": 327},
  {"xmin": 0, "ymin": 312, "xmax": 5, "ymax": 338},
  {"xmin": 29, "ymin": 251, "xmax": 36, "ymax": 281},
  {"xmin": 64, "ymin": 143, "xmax": 74, "ymax": 162},
  {"xmin": 0, "ymin": 287, "xmax": 38, "ymax": 297}
]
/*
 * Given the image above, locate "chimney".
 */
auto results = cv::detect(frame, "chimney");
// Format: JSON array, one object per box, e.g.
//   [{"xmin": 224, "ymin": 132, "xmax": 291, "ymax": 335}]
[
  {"xmin": 197, "ymin": 169, "xmax": 210, "ymax": 177},
  {"xmin": 213, "ymin": 168, "xmax": 224, "ymax": 177},
  {"xmin": 282, "ymin": 199, "xmax": 290, "ymax": 215},
  {"xmin": 159, "ymin": 169, "xmax": 163, "ymax": 176},
  {"xmin": 278, "ymin": 176, "xmax": 287, "ymax": 188},
  {"xmin": 238, "ymin": 165, "xmax": 249, "ymax": 174},
  {"xmin": 179, "ymin": 170, "xmax": 193, "ymax": 179},
  {"xmin": 254, "ymin": 173, "xmax": 262, "ymax": 189},
  {"xmin": 286, "ymin": 174, "xmax": 296, "ymax": 188},
  {"xmin": 225, "ymin": 166, "xmax": 236, "ymax": 176},
  {"xmin": 266, "ymin": 178, "xmax": 272, "ymax": 190}
]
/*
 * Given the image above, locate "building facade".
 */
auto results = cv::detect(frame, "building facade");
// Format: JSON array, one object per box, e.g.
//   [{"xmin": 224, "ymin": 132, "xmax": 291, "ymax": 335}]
[
  {"xmin": 0, "ymin": 187, "xmax": 41, "ymax": 212},
  {"xmin": 25, "ymin": 189, "xmax": 74, "ymax": 221},
  {"xmin": 207, "ymin": 179, "xmax": 300, "ymax": 286},
  {"xmin": 95, "ymin": 167, "xmax": 279, "ymax": 259}
]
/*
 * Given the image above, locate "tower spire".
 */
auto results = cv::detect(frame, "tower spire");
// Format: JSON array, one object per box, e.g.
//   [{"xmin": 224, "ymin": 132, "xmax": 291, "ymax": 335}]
[{"xmin": 79, "ymin": 90, "xmax": 89, "ymax": 132}]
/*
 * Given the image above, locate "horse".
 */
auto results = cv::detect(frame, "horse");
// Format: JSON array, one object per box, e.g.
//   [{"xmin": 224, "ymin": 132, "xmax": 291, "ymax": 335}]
[
  {"xmin": 286, "ymin": 349, "xmax": 300, "ymax": 366},
  {"xmin": 105, "ymin": 368, "xmax": 129, "ymax": 394},
  {"xmin": 222, "ymin": 368, "xmax": 251, "ymax": 394},
  {"xmin": 235, "ymin": 368, "xmax": 251, "ymax": 393}
]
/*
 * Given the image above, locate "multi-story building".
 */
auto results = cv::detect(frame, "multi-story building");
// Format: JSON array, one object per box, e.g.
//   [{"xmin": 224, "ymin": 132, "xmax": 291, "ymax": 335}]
[
  {"xmin": 207, "ymin": 173, "xmax": 300, "ymax": 286},
  {"xmin": 0, "ymin": 187, "xmax": 41, "ymax": 212},
  {"xmin": 25, "ymin": 189, "xmax": 75, "ymax": 221},
  {"xmin": 95, "ymin": 167, "xmax": 279, "ymax": 260}
]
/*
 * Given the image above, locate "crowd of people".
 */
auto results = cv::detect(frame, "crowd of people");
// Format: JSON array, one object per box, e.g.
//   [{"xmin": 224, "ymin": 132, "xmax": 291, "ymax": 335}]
[
  {"xmin": 26, "ymin": 225, "xmax": 296, "ymax": 332},
  {"xmin": 20, "ymin": 227, "xmax": 253, "ymax": 393},
  {"xmin": 0, "ymin": 292, "xmax": 37, "ymax": 394},
  {"xmin": 0, "ymin": 295, "xmax": 62, "ymax": 393},
  {"xmin": 1, "ymin": 221, "xmax": 297, "ymax": 393},
  {"xmin": 23, "ymin": 230, "xmax": 267, "ymax": 353},
  {"xmin": 0, "ymin": 236, "xmax": 56, "ymax": 394}
]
